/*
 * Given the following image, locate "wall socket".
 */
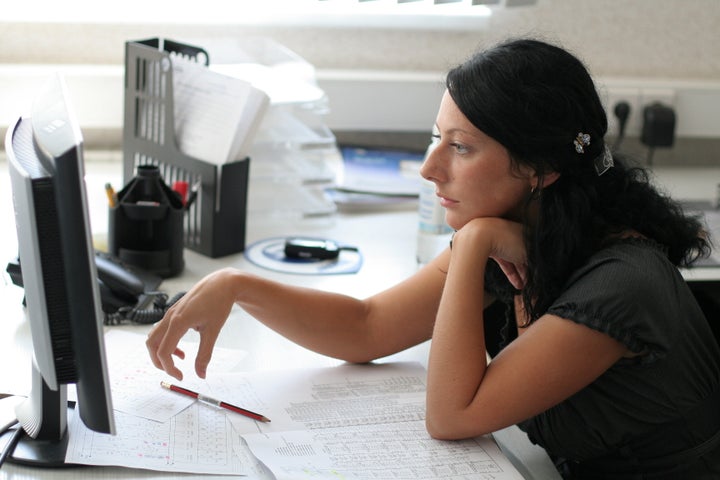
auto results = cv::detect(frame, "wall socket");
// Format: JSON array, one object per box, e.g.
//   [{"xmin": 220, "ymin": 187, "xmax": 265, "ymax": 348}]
[
  {"xmin": 639, "ymin": 88, "xmax": 677, "ymax": 138},
  {"xmin": 604, "ymin": 87, "xmax": 641, "ymax": 139},
  {"xmin": 603, "ymin": 86, "xmax": 676, "ymax": 139}
]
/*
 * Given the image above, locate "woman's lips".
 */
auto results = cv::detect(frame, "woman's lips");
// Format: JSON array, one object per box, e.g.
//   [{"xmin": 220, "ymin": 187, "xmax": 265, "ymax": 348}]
[{"xmin": 437, "ymin": 194, "xmax": 458, "ymax": 208}]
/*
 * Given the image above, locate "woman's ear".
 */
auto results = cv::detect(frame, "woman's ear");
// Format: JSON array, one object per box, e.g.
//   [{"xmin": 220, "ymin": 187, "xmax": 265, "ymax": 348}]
[
  {"xmin": 531, "ymin": 171, "xmax": 560, "ymax": 191},
  {"xmin": 540, "ymin": 171, "xmax": 561, "ymax": 188}
]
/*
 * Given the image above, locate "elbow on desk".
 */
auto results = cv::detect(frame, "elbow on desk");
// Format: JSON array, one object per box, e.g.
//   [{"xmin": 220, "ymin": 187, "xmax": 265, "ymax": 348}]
[
  {"xmin": 327, "ymin": 351, "xmax": 385, "ymax": 365},
  {"xmin": 425, "ymin": 407, "xmax": 494, "ymax": 441},
  {"xmin": 425, "ymin": 415, "xmax": 465, "ymax": 441}
]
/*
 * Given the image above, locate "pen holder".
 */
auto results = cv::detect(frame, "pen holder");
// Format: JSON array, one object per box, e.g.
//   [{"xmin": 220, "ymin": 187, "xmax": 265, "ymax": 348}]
[{"xmin": 109, "ymin": 165, "xmax": 185, "ymax": 278}]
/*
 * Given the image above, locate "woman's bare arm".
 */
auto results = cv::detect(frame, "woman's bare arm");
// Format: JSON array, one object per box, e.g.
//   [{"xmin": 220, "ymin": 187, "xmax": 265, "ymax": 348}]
[
  {"xmin": 425, "ymin": 218, "xmax": 627, "ymax": 439},
  {"xmin": 147, "ymin": 250, "xmax": 452, "ymax": 380}
]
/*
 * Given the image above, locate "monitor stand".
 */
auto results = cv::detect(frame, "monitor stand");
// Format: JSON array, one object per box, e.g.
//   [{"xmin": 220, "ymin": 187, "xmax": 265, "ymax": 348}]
[
  {"xmin": 0, "ymin": 364, "xmax": 77, "ymax": 467},
  {"xmin": 1, "ymin": 426, "xmax": 73, "ymax": 467}
]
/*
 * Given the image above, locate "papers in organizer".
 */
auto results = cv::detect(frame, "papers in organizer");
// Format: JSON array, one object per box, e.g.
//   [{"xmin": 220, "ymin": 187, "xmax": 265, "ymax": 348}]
[
  {"xmin": 171, "ymin": 56, "xmax": 269, "ymax": 165},
  {"xmin": 212, "ymin": 62, "xmax": 326, "ymax": 106}
]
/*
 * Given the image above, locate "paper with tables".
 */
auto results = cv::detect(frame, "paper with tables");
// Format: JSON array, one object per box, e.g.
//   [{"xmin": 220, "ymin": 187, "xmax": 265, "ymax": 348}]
[
  {"xmin": 66, "ymin": 331, "xmax": 523, "ymax": 479},
  {"xmin": 104, "ymin": 329, "xmax": 247, "ymax": 424},
  {"xmin": 66, "ymin": 406, "xmax": 264, "ymax": 476},
  {"xmin": 65, "ymin": 330, "xmax": 262, "ymax": 475},
  {"xmin": 220, "ymin": 363, "xmax": 524, "ymax": 480}
]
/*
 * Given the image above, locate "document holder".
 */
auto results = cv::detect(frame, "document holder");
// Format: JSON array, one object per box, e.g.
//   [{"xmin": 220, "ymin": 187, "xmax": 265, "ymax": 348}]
[{"xmin": 123, "ymin": 38, "xmax": 249, "ymax": 258}]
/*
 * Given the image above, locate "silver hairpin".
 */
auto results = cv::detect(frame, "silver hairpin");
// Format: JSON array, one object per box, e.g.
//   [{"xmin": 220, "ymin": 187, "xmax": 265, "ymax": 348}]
[
  {"xmin": 595, "ymin": 144, "xmax": 614, "ymax": 176},
  {"xmin": 574, "ymin": 132, "xmax": 591, "ymax": 154}
]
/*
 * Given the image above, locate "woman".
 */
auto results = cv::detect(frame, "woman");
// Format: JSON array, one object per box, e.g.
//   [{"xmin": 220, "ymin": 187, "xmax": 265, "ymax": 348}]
[{"xmin": 147, "ymin": 38, "xmax": 720, "ymax": 478}]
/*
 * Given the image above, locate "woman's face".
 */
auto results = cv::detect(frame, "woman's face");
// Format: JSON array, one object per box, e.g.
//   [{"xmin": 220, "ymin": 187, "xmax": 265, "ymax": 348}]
[{"xmin": 420, "ymin": 90, "xmax": 535, "ymax": 230}]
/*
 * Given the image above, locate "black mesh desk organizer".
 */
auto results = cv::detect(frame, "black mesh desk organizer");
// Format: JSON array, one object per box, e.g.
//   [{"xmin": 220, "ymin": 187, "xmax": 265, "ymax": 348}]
[{"xmin": 122, "ymin": 38, "xmax": 249, "ymax": 258}]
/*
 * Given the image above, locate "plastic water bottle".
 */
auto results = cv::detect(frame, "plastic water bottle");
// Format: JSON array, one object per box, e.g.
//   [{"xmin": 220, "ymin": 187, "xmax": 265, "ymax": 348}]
[{"xmin": 416, "ymin": 142, "xmax": 453, "ymax": 265}]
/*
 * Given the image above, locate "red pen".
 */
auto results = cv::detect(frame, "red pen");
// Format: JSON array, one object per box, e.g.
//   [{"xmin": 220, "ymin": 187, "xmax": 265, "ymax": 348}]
[
  {"xmin": 160, "ymin": 381, "xmax": 271, "ymax": 423},
  {"xmin": 171, "ymin": 181, "xmax": 189, "ymax": 205}
]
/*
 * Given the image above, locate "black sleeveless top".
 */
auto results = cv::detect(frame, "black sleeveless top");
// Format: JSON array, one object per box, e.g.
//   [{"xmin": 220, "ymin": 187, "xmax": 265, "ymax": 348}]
[{"xmin": 485, "ymin": 238, "xmax": 720, "ymax": 478}]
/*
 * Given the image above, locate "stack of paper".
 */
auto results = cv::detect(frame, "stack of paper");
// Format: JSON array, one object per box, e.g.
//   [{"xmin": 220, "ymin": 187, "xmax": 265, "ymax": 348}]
[
  {"xmin": 66, "ymin": 331, "xmax": 524, "ymax": 479},
  {"xmin": 171, "ymin": 55, "xmax": 270, "ymax": 166}
]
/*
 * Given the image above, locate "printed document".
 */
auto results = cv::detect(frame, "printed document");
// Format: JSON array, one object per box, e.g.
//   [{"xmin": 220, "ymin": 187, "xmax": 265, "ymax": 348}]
[
  {"xmin": 245, "ymin": 421, "xmax": 521, "ymax": 480},
  {"xmin": 65, "ymin": 405, "xmax": 262, "ymax": 476},
  {"xmin": 171, "ymin": 56, "xmax": 269, "ymax": 165},
  {"xmin": 104, "ymin": 330, "xmax": 246, "ymax": 423},
  {"xmin": 65, "ymin": 332, "xmax": 524, "ymax": 479},
  {"xmin": 212, "ymin": 363, "xmax": 524, "ymax": 480}
]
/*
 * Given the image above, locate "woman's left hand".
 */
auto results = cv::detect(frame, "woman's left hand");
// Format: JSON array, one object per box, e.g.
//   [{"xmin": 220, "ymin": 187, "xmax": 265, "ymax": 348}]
[
  {"xmin": 493, "ymin": 258, "xmax": 528, "ymax": 290},
  {"xmin": 451, "ymin": 217, "xmax": 528, "ymax": 289}
]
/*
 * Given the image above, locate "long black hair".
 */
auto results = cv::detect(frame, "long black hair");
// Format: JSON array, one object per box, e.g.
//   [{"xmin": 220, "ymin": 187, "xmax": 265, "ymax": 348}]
[{"xmin": 446, "ymin": 38, "xmax": 710, "ymax": 322}]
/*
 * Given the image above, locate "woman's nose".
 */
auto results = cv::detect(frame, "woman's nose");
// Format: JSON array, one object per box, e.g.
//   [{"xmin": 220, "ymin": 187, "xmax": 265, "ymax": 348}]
[{"xmin": 419, "ymin": 144, "xmax": 443, "ymax": 183}]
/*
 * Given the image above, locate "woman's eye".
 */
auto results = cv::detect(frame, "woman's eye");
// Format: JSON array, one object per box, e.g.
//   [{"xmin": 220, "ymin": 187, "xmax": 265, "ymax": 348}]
[{"xmin": 451, "ymin": 143, "xmax": 469, "ymax": 154}]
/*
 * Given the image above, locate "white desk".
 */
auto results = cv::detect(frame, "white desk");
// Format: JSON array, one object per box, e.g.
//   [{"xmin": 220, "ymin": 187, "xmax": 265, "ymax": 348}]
[{"xmin": 2, "ymin": 157, "xmax": 719, "ymax": 479}]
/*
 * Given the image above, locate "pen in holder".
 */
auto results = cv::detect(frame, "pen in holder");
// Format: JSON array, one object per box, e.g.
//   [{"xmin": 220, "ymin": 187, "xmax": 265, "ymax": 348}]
[{"xmin": 109, "ymin": 165, "xmax": 185, "ymax": 277}]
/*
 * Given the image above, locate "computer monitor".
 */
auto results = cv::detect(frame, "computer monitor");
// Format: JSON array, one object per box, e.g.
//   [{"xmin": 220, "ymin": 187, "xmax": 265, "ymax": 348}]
[{"xmin": 2, "ymin": 74, "xmax": 115, "ymax": 466}]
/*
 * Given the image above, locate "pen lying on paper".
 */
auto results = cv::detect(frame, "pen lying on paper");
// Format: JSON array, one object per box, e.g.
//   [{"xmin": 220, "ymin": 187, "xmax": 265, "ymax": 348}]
[{"xmin": 160, "ymin": 381, "xmax": 271, "ymax": 423}]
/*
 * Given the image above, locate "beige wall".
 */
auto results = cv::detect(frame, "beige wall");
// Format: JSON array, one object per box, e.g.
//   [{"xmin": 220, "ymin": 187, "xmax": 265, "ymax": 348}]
[{"xmin": 1, "ymin": 0, "xmax": 718, "ymax": 80}]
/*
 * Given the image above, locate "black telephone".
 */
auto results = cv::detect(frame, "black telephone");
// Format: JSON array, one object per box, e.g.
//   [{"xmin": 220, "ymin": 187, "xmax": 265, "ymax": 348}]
[
  {"xmin": 94, "ymin": 252, "xmax": 149, "ymax": 311},
  {"xmin": 6, "ymin": 252, "xmax": 183, "ymax": 325}
]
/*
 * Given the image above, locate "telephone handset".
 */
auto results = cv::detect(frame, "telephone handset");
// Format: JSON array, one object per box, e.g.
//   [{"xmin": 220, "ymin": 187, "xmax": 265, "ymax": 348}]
[
  {"xmin": 94, "ymin": 252, "xmax": 185, "ymax": 325},
  {"xmin": 95, "ymin": 252, "xmax": 147, "ymax": 311},
  {"xmin": 6, "ymin": 252, "xmax": 183, "ymax": 325}
]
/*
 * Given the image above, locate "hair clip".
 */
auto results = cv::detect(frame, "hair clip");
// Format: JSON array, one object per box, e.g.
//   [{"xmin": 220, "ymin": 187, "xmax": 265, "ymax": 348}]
[
  {"xmin": 574, "ymin": 132, "xmax": 591, "ymax": 153},
  {"xmin": 595, "ymin": 144, "xmax": 614, "ymax": 176}
]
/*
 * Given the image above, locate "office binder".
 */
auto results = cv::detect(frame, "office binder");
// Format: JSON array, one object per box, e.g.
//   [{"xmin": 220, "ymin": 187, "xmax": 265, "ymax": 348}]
[{"xmin": 123, "ymin": 38, "xmax": 250, "ymax": 258}]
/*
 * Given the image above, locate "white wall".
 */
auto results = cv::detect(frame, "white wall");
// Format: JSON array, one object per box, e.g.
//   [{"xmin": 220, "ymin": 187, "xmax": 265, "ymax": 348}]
[
  {"xmin": 0, "ymin": 65, "xmax": 717, "ymax": 141},
  {"xmin": 0, "ymin": 0, "xmax": 718, "ymax": 142},
  {"xmin": 2, "ymin": 0, "xmax": 718, "ymax": 78}
]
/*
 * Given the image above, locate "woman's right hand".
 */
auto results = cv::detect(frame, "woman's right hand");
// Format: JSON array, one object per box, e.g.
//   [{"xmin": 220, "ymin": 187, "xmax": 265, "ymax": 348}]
[{"xmin": 146, "ymin": 268, "xmax": 240, "ymax": 380}]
